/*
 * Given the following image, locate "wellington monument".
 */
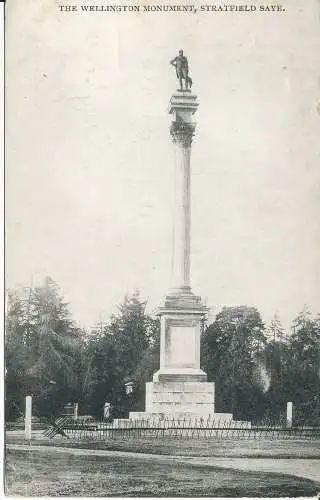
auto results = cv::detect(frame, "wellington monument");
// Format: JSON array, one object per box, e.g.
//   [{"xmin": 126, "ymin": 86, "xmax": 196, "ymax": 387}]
[{"xmin": 129, "ymin": 52, "xmax": 240, "ymax": 424}]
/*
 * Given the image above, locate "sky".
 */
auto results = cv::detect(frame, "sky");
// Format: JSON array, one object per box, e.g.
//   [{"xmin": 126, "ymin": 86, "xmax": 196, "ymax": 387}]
[{"xmin": 6, "ymin": 0, "xmax": 320, "ymax": 331}]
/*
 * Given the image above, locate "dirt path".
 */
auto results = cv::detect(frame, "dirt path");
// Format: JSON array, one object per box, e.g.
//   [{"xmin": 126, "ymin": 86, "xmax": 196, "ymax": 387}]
[
  {"xmin": 187, "ymin": 456, "xmax": 320, "ymax": 482},
  {"xmin": 7, "ymin": 443, "xmax": 320, "ymax": 483}
]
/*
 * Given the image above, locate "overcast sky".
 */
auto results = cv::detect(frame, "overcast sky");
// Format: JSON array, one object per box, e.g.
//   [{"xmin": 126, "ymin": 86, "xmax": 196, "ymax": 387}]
[{"xmin": 6, "ymin": 0, "xmax": 320, "ymax": 330}]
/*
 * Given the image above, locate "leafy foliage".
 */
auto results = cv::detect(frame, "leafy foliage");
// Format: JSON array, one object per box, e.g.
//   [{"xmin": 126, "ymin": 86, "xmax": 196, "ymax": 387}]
[
  {"xmin": 5, "ymin": 279, "xmax": 320, "ymax": 425},
  {"xmin": 201, "ymin": 306, "xmax": 268, "ymax": 419},
  {"xmin": 76, "ymin": 291, "xmax": 160, "ymax": 418},
  {"xmin": 5, "ymin": 278, "xmax": 85, "ymax": 419},
  {"xmin": 284, "ymin": 309, "xmax": 320, "ymax": 410}
]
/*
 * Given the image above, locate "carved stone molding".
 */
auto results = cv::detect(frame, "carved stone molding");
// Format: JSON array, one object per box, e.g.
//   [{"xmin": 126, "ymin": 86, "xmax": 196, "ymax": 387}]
[{"xmin": 170, "ymin": 121, "xmax": 195, "ymax": 147}]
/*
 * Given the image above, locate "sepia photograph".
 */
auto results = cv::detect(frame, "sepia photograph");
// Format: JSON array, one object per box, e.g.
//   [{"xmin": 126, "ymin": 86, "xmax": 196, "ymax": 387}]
[{"xmin": 4, "ymin": 0, "xmax": 320, "ymax": 496}]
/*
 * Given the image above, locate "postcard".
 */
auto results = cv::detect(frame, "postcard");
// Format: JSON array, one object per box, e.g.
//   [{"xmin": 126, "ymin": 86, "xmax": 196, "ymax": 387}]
[{"xmin": 5, "ymin": 0, "xmax": 320, "ymax": 497}]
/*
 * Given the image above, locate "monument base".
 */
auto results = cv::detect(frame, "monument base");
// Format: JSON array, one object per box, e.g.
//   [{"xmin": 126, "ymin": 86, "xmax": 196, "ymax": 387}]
[
  {"xmin": 124, "ymin": 377, "xmax": 251, "ymax": 428},
  {"xmin": 128, "ymin": 412, "xmax": 234, "ymax": 423},
  {"xmin": 120, "ymin": 375, "xmax": 251, "ymax": 429},
  {"xmin": 145, "ymin": 380, "xmax": 214, "ymax": 414}
]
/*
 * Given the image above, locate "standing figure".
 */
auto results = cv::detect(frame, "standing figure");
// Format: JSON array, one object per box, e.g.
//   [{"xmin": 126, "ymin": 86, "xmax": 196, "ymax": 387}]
[{"xmin": 170, "ymin": 50, "xmax": 193, "ymax": 91}]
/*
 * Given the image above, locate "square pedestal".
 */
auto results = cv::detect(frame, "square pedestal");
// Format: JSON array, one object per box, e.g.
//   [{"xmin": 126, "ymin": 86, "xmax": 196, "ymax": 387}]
[
  {"xmin": 156, "ymin": 302, "xmax": 207, "ymax": 381},
  {"xmin": 145, "ymin": 381, "xmax": 215, "ymax": 414}
]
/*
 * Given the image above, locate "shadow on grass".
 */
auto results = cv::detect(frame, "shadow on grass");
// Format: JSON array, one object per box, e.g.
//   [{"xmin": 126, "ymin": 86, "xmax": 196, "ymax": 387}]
[{"xmin": 5, "ymin": 448, "xmax": 320, "ymax": 497}]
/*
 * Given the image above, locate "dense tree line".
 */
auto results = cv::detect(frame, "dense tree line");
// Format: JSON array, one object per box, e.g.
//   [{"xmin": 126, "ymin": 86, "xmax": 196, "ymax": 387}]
[
  {"xmin": 5, "ymin": 278, "xmax": 86, "ymax": 419},
  {"xmin": 201, "ymin": 306, "xmax": 320, "ymax": 424},
  {"xmin": 5, "ymin": 277, "xmax": 320, "ymax": 424}
]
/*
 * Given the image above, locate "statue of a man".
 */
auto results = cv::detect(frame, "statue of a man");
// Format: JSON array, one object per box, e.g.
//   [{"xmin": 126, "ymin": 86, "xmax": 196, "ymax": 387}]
[{"xmin": 170, "ymin": 50, "xmax": 193, "ymax": 91}]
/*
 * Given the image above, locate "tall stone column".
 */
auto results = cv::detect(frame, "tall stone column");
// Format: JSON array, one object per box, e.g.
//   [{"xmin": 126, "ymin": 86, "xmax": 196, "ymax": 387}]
[
  {"xmin": 141, "ymin": 91, "xmax": 215, "ymax": 417},
  {"xmin": 128, "ymin": 61, "xmax": 242, "ymax": 424},
  {"xmin": 169, "ymin": 94, "xmax": 197, "ymax": 295},
  {"xmin": 170, "ymin": 123, "xmax": 193, "ymax": 292}
]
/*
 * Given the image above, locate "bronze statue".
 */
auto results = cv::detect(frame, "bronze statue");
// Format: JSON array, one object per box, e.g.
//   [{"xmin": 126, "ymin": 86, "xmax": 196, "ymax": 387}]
[{"xmin": 170, "ymin": 50, "xmax": 193, "ymax": 91}]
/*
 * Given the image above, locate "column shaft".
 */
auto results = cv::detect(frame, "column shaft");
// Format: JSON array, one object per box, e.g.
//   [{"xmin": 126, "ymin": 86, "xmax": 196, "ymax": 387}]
[{"xmin": 172, "ymin": 142, "xmax": 191, "ymax": 290}]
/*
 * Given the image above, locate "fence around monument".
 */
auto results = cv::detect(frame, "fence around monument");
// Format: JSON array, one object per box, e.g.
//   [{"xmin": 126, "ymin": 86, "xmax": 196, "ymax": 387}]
[{"xmin": 55, "ymin": 417, "xmax": 320, "ymax": 440}]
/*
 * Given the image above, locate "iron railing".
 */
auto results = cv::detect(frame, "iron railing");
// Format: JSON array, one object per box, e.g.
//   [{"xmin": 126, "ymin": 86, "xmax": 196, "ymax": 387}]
[{"xmin": 44, "ymin": 416, "xmax": 320, "ymax": 440}]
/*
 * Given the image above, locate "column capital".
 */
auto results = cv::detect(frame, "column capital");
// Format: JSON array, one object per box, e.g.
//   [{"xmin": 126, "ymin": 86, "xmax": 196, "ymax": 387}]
[
  {"xmin": 169, "ymin": 92, "xmax": 199, "ymax": 147},
  {"xmin": 170, "ymin": 121, "xmax": 195, "ymax": 147}
]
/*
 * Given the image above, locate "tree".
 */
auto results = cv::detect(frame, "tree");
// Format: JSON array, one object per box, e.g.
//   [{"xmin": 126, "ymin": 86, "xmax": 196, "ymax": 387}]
[
  {"xmin": 267, "ymin": 313, "xmax": 286, "ymax": 342},
  {"xmin": 81, "ymin": 333, "xmax": 119, "ymax": 418},
  {"xmin": 84, "ymin": 291, "xmax": 160, "ymax": 418},
  {"xmin": 263, "ymin": 341, "xmax": 290, "ymax": 423},
  {"xmin": 261, "ymin": 314, "xmax": 289, "ymax": 421},
  {"xmin": 261, "ymin": 308, "xmax": 320, "ymax": 425},
  {"xmin": 201, "ymin": 306, "xmax": 267, "ymax": 420},
  {"xmin": 5, "ymin": 277, "xmax": 85, "ymax": 419},
  {"xmin": 284, "ymin": 309, "xmax": 320, "ymax": 413}
]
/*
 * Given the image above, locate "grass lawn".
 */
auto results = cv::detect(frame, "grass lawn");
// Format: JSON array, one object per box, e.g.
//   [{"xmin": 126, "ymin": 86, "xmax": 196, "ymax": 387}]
[
  {"xmin": 6, "ymin": 432, "xmax": 320, "ymax": 459},
  {"xmin": 5, "ymin": 448, "xmax": 320, "ymax": 497}
]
